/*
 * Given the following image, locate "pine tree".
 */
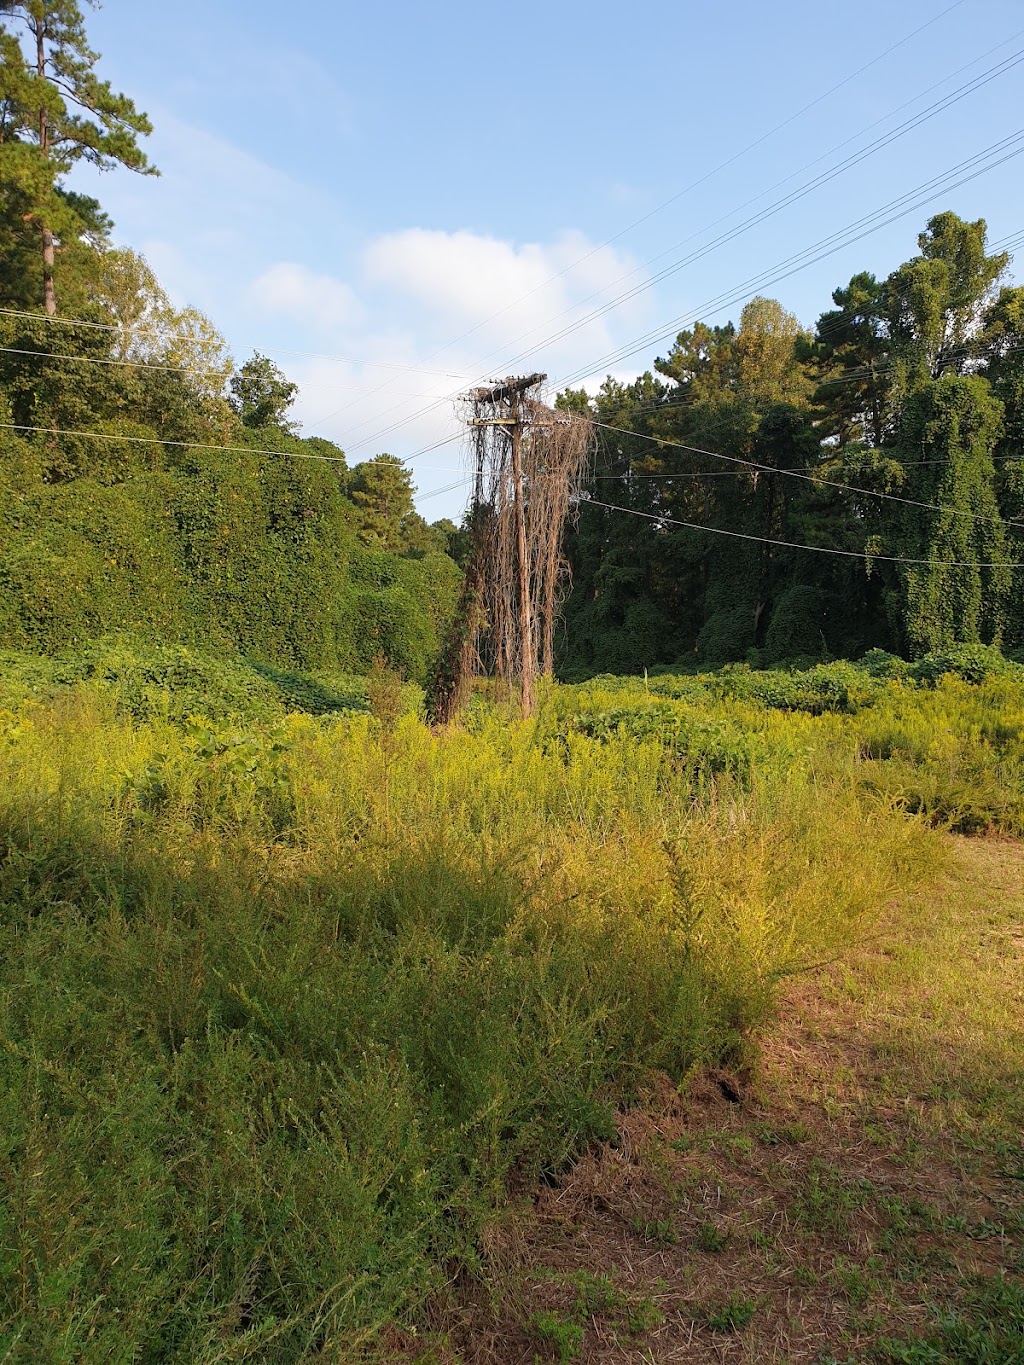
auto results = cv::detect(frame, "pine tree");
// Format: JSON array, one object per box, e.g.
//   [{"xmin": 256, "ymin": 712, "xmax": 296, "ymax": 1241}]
[{"xmin": 0, "ymin": 0, "xmax": 155, "ymax": 315}]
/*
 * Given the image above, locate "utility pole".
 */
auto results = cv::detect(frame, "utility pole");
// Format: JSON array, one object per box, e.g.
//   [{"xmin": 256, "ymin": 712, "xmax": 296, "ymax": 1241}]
[
  {"xmin": 464, "ymin": 373, "xmax": 544, "ymax": 715},
  {"xmin": 427, "ymin": 373, "xmax": 591, "ymax": 724},
  {"xmin": 508, "ymin": 391, "xmax": 535, "ymax": 715}
]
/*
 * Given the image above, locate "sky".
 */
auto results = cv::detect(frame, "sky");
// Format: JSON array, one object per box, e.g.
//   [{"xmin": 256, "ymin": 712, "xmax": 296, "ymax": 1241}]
[{"xmin": 66, "ymin": 0, "xmax": 1024, "ymax": 519}]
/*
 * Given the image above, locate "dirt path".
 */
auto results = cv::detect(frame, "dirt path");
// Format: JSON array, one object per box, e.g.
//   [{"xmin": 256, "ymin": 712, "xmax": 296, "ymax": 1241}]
[{"xmin": 422, "ymin": 837, "xmax": 1024, "ymax": 1363}]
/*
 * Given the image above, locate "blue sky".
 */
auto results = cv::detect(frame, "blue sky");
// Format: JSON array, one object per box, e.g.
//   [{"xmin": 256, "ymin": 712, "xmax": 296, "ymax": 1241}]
[{"xmin": 70, "ymin": 0, "xmax": 1024, "ymax": 517}]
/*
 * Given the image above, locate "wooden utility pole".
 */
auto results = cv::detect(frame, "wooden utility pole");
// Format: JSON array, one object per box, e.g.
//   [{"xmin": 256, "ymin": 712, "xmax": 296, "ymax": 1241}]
[
  {"xmin": 508, "ymin": 394, "xmax": 535, "ymax": 715},
  {"xmin": 464, "ymin": 373, "xmax": 545, "ymax": 716},
  {"xmin": 426, "ymin": 373, "xmax": 591, "ymax": 725}
]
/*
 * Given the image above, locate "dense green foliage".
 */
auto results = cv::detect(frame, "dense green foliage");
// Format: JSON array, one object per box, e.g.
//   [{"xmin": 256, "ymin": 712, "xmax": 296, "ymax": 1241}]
[
  {"xmin": 3, "ymin": 14, "xmax": 1021, "ymax": 682},
  {"xmin": 561, "ymin": 216, "xmax": 1024, "ymax": 676},
  {"xmin": 0, "ymin": 4, "xmax": 462, "ymax": 680},
  {"xmin": 0, "ymin": 650, "xmax": 1021, "ymax": 1357},
  {"xmin": 0, "ymin": 412, "xmax": 461, "ymax": 678}
]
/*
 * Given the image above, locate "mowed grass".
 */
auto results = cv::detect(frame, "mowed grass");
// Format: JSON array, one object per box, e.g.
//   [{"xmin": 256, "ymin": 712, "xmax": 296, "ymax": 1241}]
[
  {"xmin": 430, "ymin": 837, "xmax": 1023, "ymax": 1364},
  {"xmin": 0, "ymin": 657, "xmax": 1020, "ymax": 1361}
]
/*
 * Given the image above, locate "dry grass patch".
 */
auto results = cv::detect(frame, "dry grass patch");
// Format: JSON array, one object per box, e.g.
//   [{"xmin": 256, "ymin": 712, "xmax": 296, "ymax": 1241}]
[{"xmin": 414, "ymin": 837, "xmax": 1024, "ymax": 1364}]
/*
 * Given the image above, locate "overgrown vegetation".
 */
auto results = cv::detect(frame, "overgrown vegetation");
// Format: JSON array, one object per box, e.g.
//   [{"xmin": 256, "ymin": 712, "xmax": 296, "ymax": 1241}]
[
  {"xmin": 561, "ymin": 218, "xmax": 1024, "ymax": 675},
  {"xmin": 0, "ymin": 646, "xmax": 1021, "ymax": 1358},
  {"xmin": 1, "ymin": 4, "xmax": 1022, "ymax": 1360}
]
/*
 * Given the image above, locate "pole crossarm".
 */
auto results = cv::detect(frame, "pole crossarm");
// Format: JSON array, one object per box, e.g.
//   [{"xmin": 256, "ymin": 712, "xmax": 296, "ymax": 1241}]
[{"xmin": 465, "ymin": 373, "xmax": 547, "ymax": 405}]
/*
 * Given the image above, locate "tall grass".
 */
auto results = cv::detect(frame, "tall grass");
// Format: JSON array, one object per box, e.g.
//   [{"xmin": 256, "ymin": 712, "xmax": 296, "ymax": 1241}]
[{"xmin": 0, "ymin": 660, "xmax": 1018, "ymax": 1360}]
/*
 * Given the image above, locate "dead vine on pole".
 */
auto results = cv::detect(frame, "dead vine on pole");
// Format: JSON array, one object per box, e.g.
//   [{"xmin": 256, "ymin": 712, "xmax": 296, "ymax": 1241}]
[{"xmin": 428, "ymin": 373, "xmax": 593, "ymax": 723}]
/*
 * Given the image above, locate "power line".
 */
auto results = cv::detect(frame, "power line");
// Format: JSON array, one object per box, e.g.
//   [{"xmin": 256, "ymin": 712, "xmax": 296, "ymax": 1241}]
[
  {"xmin": 0, "ymin": 420, "xmax": 465, "ymax": 468},
  {"xmin": 348, "ymin": 126, "xmax": 1024, "ymax": 461},
  {"xmin": 583, "ymin": 498, "xmax": 1024, "ymax": 569},
  {"xmin": 479, "ymin": 47, "xmax": 1024, "ymax": 380},
  {"xmin": 342, "ymin": 39, "xmax": 1023, "ymax": 455},
  {"xmin": 0, "ymin": 307, "xmax": 474, "ymax": 381},
  {"xmin": 314, "ymin": 1, "xmax": 976, "ymax": 444},
  {"xmin": 586, "ymin": 455, "xmax": 1022, "ymax": 479},
  {"xmin": 1, "ymin": 422, "xmax": 351, "ymax": 464},
  {"xmin": 407, "ymin": 228, "xmax": 1023, "ymax": 467},
  {"xmin": 403, "ymin": 1, "xmax": 974, "ymax": 375},
  {"xmin": 591, "ymin": 420, "xmax": 1023, "ymax": 529},
  {"xmin": 0, "ymin": 344, "xmax": 442, "ymax": 399},
  {"xmin": 417, "ymin": 476, "xmax": 473, "ymax": 503},
  {"xmin": 553, "ymin": 131, "xmax": 1024, "ymax": 390}
]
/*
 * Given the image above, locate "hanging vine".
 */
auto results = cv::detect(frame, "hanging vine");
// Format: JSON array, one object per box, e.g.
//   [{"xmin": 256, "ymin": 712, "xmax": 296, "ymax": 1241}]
[{"xmin": 428, "ymin": 375, "xmax": 592, "ymax": 722}]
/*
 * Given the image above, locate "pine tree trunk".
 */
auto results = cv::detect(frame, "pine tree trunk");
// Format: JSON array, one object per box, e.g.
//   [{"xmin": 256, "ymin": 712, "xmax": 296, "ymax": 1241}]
[
  {"xmin": 36, "ymin": 19, "xmax": 56, "ymax": 316},
  {"xmin": 42, "ymin": 226, "xmax": 56, "ymax": 316}
]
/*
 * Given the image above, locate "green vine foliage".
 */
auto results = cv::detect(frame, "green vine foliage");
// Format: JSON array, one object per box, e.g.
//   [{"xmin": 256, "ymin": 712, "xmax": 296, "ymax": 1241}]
[
  {"xmin": 892, "ymin": 375, "xmax": 1010, "ymax": 655},
  {"xmin": 562, "ymin": 213, "xmax": 1023, "ymax": 676},
  {"xmin": 0, "ymin": 425, "xmax": 460, "ymax": 682}
]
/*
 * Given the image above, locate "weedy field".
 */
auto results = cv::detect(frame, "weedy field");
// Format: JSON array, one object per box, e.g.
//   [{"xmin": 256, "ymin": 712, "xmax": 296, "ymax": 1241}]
[{"xmin": 0, "ymin": 642, "xmax": 1021, "ymax": 1362}]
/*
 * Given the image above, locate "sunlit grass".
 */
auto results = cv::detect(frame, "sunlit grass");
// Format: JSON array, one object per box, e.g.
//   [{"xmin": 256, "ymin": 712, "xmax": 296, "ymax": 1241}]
[{"xmin": 0, "ymin": 655, "xmax": 1020, "ymax": 1360}]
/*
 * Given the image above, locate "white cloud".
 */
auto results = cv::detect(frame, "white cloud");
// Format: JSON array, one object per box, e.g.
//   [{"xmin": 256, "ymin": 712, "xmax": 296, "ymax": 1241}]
[
  {"xmin": 69, "ymin": 106, "xmax": 665, "ymax": 523},
  {"xmin": 249, "ymin": 262, "xmax": 363, "ymax": 331},
  {"xmin": 232, "ymin": 226, "xmax": 660, "ymax": 515},
  {"xmin": 361, "ymin": 226, "xmax": 651, "ymax": 361}
]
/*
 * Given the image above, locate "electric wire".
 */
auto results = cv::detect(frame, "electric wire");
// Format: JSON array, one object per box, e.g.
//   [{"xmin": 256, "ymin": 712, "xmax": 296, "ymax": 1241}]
[
  {"xmin": 349, "ymin": 128, "xmax": 1024, "ymax": 459},
  {"xmin": 590, "ymin": 420, "xmax": 1024, "ymax": 529},
  {"xmin": 342, "ymin": 46, "xmax": 1024, "ymax": 454},
  {"xmin": 0, "ymin": 422, "xmax": 352, "ymax": 464},
  {"xmin": 309, "ymin": 1, "xmax": 981, "ymax": 441},
  {"xmin": 3, "ymin": 29, "xmax": 1016, "ymax": 463},
  {"xmin": 0, "ymin": 307, "xmax": 474, "ymax": 381},
  {"xmin": 553, "ymin": 132, "xmax": 1024, "ymax": 390},
  {"xmin": 0, "ymin": 344, "xmax": 445, "ymax": 398},
  {"xmin": 583, "ymin": 498, "xmax": 1024, "ymax": 569},
  {"xmin": 471, "ymin": 47, "xmax": 1024, "ymax": 380},
  {"xmin": 382, "ymin": 0, "xmax": 973, "ymax": 374}
]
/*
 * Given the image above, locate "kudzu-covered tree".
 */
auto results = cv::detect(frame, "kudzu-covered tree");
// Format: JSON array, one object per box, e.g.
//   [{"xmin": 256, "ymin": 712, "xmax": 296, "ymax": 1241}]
[
  {"xmin": 229, "ymin": 353, "xmax": 299, "ymax": 432},
  {"xmin": 562, "ymin": 212, "xmax": 1022, "ymax": 673}
]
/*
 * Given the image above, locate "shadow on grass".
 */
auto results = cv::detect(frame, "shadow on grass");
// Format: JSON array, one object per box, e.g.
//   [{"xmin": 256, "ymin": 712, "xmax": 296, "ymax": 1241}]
[
  {"xmin": 0, "ymin": 804, "xmax": 734, "ymax": 1363},
  {"xmin": 245, "ymin": 658, "xmax": 369, "ymax": 715}
]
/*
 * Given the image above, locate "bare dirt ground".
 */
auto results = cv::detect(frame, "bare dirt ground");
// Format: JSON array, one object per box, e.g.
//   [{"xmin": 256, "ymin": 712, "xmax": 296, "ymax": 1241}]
[{"xmin": 412, "ymin": 837, "xmax": 1024, "ymax": 1363}]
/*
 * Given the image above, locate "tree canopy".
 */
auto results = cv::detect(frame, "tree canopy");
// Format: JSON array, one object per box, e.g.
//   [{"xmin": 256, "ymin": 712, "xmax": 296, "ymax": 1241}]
[{"xmin": 560, "ymin": 212, "xmax": 1024, "ymax": 675}]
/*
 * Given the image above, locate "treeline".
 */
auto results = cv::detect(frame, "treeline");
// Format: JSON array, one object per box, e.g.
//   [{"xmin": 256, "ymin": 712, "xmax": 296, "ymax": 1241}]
[
  {"xmin": 0, "ymin": 296, "xmax": 462, "ymax": 679},
  {"xmin": 0, "ymin": 0, "xmax": 462, "ymax": 680},
  {"xmin": 0, "ymin": 171, "xmax": 463, "ymax": 680},
  {"xmin": 560, "ymin": 213, "xmax": 1024, "ymax": 675}
]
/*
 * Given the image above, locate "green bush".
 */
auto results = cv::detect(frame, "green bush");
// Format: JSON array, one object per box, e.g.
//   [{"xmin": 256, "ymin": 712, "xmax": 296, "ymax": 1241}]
[{"xmin": 907, "ymin": 642, "xmax": 1023, "ymax": 686}]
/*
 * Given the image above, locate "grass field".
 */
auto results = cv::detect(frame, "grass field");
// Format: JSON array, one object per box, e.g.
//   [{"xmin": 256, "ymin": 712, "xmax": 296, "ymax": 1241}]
[
  {"xmin": 0, "ymin": 644, "xmax": 1021, "ymax": 1361},
  {"xmin": 436, "ymin": 835, "xmax": 1023, "ymax": 1363}
]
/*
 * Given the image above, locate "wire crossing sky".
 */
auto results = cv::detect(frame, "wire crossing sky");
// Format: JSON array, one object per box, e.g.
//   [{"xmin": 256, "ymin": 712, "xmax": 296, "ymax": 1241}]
[{"xmin": 66, "ymin": 0, "xmax": 1024, "ymax": 517}]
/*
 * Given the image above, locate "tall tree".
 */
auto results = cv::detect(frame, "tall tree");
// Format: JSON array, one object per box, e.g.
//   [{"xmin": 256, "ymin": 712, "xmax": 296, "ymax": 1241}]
[
  {"xmin": 229, "ymin": 353, "xmax": 299, "ymax": 431},
  {"xmin": 813, "ymin": 271, "xmax": 891, "ymax": 448},
  {"xmin": 885, "ymin": 213, "xmax": 1008, "ymax": 385},
  {"xmin": 347, "ymin": 454, "xmax": 420, "ymax": 552},
  {"xmin": 0, "ymin": 0, "xmax": 156, "ymax": 315}
]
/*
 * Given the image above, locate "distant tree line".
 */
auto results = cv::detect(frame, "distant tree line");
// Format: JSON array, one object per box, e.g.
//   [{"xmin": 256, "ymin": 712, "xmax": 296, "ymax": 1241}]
[
  {"xmin": 559, "ymin": 214, "xmax": 1024, "ymax": 674},
  {"xmin": 0, "ymin": 0, "xmax": 463, "ymax": 679}
]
